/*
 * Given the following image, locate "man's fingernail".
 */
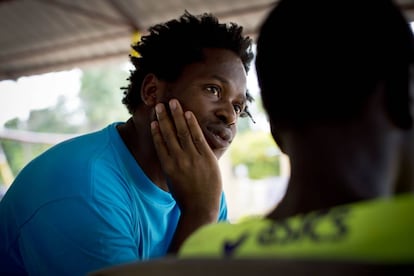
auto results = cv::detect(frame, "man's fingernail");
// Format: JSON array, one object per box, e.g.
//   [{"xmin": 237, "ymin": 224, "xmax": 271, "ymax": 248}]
[
  {"xmin": 169, "ymin": 99, "xmax": 177, "ymax": 111},
  {"xmin": 155, "ymin": 103, "xmax": 163, "ymax": 114},
  {"xmin": 185, "ymin": 111, "xmax": 191, "ymax": 119}
]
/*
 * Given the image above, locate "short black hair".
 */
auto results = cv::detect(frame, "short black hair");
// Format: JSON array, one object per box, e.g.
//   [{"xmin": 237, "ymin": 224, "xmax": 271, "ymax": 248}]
[
  {"xmin": 122, "ymin": 10, "xmax": 254, "ymax": 118},
  {"xmin": 256, "ymin": 0, "xmax": 414, "ymax": 130}
]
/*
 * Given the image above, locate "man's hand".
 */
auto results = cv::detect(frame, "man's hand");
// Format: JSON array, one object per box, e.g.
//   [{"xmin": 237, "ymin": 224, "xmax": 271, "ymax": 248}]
[{"xmin": 150, "ymin": 99, "xmax": 223, "ymax": 253}]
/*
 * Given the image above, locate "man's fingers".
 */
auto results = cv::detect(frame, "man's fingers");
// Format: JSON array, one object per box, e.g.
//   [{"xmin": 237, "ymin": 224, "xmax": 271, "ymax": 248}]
[
  {"xmin": 169, "ymin": 99, "xmax": 198, "ymax": 152},
  {"xmin": 152, "ymin": 99, "xmax": 214, "ymax": 159},
  {"xmin": 154, "ymin": 102, "xmax": 182, "ymax": 153},
  {"xmin": 150, "ymin": 120, "xmax": 171, "ymax": 162},
  {"xmin": 184, "ymin": 110, "xmax": 215, "ymax": 157}
]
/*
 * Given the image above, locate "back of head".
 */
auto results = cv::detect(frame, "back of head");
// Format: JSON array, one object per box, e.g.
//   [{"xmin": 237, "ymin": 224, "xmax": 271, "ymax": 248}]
[{"xmin": 256, "ymin": 0, "xmax": 414, "ymax": 130}]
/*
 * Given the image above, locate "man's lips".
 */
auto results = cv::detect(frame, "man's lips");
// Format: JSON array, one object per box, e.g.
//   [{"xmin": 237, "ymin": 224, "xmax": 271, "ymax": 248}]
[{"xmin": 204, "ymin": 126, "xmax": 233, "ymax": 150}]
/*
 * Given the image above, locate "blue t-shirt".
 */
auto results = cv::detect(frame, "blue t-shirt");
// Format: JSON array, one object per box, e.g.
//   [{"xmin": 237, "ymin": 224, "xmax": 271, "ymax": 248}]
[{"xmin": 0, "ymin": 123, "xmax": 228, "ymax": 276}]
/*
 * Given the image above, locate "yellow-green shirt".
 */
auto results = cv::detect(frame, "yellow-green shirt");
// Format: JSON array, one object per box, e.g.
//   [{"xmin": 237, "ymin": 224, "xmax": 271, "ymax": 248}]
[{"xmin": 179, "ymin": 194, "xmax": 414, "ymax": 263}]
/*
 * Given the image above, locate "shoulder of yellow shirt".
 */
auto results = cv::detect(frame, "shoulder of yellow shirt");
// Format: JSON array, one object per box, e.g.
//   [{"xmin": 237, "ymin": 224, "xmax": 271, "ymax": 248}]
[{"xmin": 179, "ymin": 194, "xmax": 414, "ymax": 263}]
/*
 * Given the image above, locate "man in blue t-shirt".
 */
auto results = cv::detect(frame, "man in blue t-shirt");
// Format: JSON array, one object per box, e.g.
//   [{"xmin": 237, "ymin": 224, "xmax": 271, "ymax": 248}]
[{"xmin": 0, "ymin": 11, "xmax": 254, "ymax": 276}]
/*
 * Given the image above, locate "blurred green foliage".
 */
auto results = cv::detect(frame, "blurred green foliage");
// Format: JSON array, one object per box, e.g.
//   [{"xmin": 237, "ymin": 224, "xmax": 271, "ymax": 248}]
[
  {"xmin": 230, "ymin": 130, "xmax": 281, "ymax": 179},
  {"xmin": 1, "ymin": 65, "xmax": 129, "ymax": 176}
]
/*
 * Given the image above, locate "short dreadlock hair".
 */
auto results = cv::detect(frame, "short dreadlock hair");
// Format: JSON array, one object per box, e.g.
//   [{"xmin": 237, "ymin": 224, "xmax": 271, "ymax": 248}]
[{"xmin": 122, "ymin": 10, "xmax": 255, "ymax": 120}]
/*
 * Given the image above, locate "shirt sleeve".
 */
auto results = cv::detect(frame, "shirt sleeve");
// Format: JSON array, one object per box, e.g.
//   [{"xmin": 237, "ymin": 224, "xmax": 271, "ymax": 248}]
[{"xmin": 218, "ymin": 191, "xmax": 228, "ymax": 222}]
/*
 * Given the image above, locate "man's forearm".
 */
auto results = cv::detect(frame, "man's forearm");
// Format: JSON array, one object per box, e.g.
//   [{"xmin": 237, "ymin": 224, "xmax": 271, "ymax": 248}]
[{"xmin": 168, "ymin": 210, "xmax": 219, "ymax": 254}]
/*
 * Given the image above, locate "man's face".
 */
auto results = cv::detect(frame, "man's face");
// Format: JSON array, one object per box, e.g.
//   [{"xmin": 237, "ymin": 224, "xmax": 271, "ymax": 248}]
[{"xmin": 162, "ymin": 48, "xmax": 248, "ymax": 159}]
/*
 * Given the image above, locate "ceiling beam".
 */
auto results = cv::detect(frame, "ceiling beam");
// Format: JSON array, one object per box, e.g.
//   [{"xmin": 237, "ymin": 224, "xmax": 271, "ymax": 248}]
[{"xmin": 38, "ymin": 0, "xmax": 131, "ymax": 27}]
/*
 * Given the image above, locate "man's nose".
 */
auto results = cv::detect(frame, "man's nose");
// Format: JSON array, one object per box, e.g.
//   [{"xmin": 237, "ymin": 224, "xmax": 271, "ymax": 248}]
[{"xmin": 215, "ymin": 103, "xmax": 237, "ymax": 126}]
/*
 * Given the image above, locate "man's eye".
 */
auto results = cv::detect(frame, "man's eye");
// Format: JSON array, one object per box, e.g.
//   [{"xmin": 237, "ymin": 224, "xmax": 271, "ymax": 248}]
[
  {"xmin": 206, "ymin": 86, "xmax": 220, "ymax": 97},
  {"xmin": 234, "ymin": 105, "xmax": 242, "ymax": 114}
]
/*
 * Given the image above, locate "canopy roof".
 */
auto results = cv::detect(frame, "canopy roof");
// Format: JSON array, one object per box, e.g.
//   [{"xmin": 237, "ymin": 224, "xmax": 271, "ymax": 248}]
[
  {"xmin": 1, "ymin": 0, "xmax": 414, "ymax": 81},
  {"xmin": 0, "ymin": 0, "xmax": 277, "ymax": 81}
]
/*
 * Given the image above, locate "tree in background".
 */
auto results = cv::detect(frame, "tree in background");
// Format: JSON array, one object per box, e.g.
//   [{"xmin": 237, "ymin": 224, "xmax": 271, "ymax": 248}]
[
  {"xmin": 77, "ymin": 66, "xmax": 129, "ymax": 132},
  {"xmin": 230, "ymin": 130, "xmax": 281, "ymax": 179},
  {"xmin": 1, "ymin": 65, "xmax": 129, "ymax": 178}
]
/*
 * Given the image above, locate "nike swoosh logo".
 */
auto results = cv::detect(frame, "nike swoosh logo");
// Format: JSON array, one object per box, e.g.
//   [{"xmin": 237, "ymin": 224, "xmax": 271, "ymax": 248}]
[{"xmin": 223, "ymin": 233, "xmax": 248, "ymax": 257}]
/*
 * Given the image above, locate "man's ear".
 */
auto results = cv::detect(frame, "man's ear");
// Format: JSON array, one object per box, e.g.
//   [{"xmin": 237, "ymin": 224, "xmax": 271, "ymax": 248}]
[{"xmin": 141, "ymin": 73, "xmax": 163, "ymax": 106}]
